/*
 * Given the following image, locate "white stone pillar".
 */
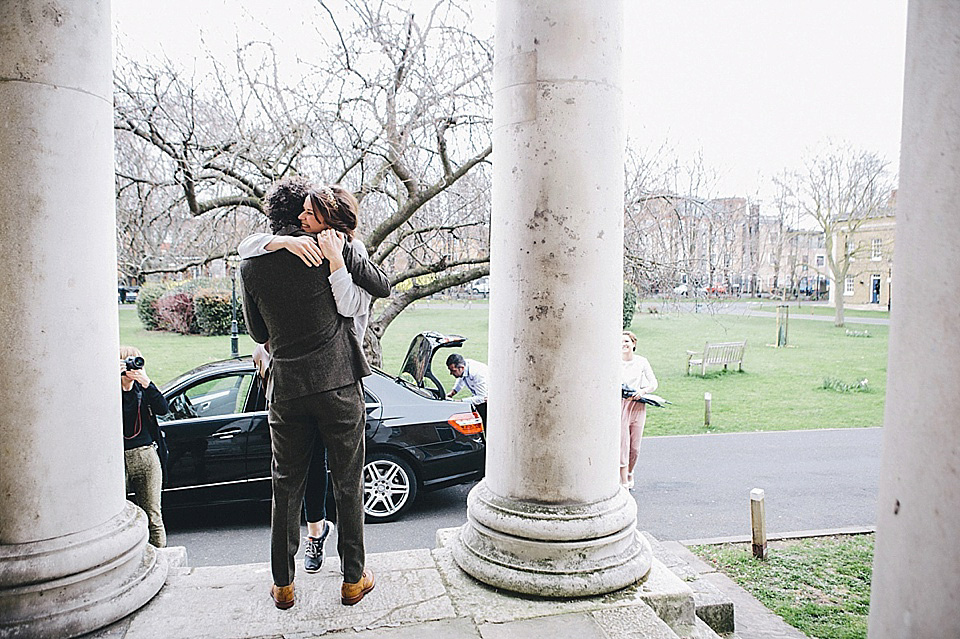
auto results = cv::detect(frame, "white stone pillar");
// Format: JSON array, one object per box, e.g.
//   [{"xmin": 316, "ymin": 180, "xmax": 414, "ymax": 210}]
[
  {"xmin": 868, "ymin": 3, "xmax": 960, "ymax": 637},
  {"xmin": 0, "ymin": 2, "xmax": 167, "ymax": 637},
  {"xmin": 452, "ymin": 0, "xmax": 651, "ymax": 596}
]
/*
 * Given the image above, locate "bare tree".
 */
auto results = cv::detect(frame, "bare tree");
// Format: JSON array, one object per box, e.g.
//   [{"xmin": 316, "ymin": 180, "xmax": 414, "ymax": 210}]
[
  {"xmin": 769, "ymin": 170, "xmax": 802, "ymax": 298},
  {"xmin": 800, "ymin": 142, "xmax": 893, "ymax": 326},
  {"xmin": 114, "ymin": 0, "xmax": 493, "ymax": 364}
]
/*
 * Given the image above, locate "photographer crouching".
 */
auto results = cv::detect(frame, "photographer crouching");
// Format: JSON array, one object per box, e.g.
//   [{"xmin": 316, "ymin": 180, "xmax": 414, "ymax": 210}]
[{"xmin": 120, "ymin": 346, "xmax": 169, "ymax": 547}]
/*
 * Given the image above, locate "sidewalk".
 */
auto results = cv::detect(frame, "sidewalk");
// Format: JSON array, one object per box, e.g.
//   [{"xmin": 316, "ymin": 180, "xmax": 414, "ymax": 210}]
[{"xmin": 81, "ymin": 529, "xmax": 819, "ymax": 639}]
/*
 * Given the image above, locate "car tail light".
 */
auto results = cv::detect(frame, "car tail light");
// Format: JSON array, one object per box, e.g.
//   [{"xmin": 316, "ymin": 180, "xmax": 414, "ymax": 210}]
[{"xmin": 448, "ymin": 411, "xmax": 483, "ymax": 435}]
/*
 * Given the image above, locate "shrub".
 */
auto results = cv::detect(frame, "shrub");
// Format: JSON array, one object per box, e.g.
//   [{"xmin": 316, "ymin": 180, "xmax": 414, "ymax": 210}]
[
  {"xmin": 155, "ymin": 292, "xmax": 199, "ymax": 335},
  {"xmin": 136, "ymin": 283, "xmax": 168, "ymax": 330},
  {"xmin": 821, "ymin": 377, "xmax": 871, "ymax": 393},
  {"xmin": 194, "ymin": 289, "xmax": 246, "ymax": 336},
  {"xmin": 623, "ymin": 282, "xmax": 638, "ymax": 329}
]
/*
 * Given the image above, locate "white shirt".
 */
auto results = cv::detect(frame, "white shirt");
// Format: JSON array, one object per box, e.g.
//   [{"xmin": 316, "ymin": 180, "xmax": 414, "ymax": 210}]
[
  {"xmin": 621, "ymin": 355, "xmax": 657, "ymax": 396},
  {"xmin": 237, "ymin": 232, "xmax": 372, "ymax": 337},
  {"xmin": 451, "ymin": 359, "xmax": 489, "ymax": 403}
]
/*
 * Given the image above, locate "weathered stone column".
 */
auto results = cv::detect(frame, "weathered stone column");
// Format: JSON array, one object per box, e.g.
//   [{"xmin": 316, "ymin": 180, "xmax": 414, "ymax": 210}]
[
  {"xmin": 0, "ymin": 2, "xmax": 167, "ymax": 637},
  {"xmin": 868, "ymin": 3, "xmax": 960, "ymax": 637},
  {"xmin": 452, "ymin": 0, "xmax": 651, "ymax": 596}
]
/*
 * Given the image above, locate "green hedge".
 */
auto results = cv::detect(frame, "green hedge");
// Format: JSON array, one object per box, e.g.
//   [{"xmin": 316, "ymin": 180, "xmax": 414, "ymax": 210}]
[
  {"xmin": 136, "ymin": 284, "xmax": 168, "ymax": 330},
  {"xmin": 194, "ymin": 289, "xmax": 246, "ymax": 336},
  {"xmin": 623, "ymin": 281, "xmax": 638, "ymax": 329},
  {"xmin": 136, "ymin": 278, "xmax": 245, "ymax": 335}
]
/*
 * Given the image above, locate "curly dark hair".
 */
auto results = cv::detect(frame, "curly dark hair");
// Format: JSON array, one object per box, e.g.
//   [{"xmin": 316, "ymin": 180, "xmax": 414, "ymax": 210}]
[{"xmin": 263, "ymin": 175, "xmax": 313, "ymax": 233}]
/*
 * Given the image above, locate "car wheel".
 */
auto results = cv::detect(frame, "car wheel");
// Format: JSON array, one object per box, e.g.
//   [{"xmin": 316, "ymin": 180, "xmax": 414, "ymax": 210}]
[{"xmin": 363, "ymin": 453, "xmax": 418, "ymax": 523}]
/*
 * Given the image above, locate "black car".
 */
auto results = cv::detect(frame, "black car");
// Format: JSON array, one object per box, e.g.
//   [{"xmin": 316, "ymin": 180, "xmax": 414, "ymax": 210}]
[{"xmin": 155, "ymin": 332, "xmax": 484, "ymax": 522}]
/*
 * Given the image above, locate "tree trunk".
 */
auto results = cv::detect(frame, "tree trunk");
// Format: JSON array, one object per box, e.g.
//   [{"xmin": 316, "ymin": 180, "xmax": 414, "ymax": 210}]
[
  {"xmin": 364, "ymin": 327, "xmax": 384, "ymax": 369},
  {"xmin": 834, "ymin": 292, "xmax": 845, "ymax": 327}
]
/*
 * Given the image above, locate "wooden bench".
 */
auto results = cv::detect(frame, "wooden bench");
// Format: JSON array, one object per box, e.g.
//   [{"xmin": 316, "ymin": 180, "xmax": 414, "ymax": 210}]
[{"xmin": 686, "ymin": 340, "xmax": 746, "ymax": 376}]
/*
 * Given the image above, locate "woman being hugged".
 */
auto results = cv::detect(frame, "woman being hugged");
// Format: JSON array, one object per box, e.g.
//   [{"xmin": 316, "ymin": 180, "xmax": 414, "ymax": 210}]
[{"xmin": 620, "ymin": 331, "xmax": 657, "ymax": 490}]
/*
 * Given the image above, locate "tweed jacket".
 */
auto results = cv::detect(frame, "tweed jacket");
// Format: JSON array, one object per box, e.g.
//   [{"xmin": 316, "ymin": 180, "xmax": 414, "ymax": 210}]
[{"xmin": 241, "ymin": 232, "xmax": 390, "ymax": 402}]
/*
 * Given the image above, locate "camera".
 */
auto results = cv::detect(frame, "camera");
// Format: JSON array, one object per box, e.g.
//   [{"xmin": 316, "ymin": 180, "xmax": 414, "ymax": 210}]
[
  {"xmin": 124, "ymin": 356, "xmax": 145, "ymax": 371},
  {"xmin": 621, "ymin": 383, "xmax": 637, "ymax": 399}
]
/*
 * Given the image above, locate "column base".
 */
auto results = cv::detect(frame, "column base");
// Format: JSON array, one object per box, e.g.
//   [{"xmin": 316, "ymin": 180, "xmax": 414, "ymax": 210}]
[
  {"xmin": 0, "ymin": 502, "xmax": 168, "ymax": 639},
  {"xmin": 452, "ymin": 480, "xmax": 652, "ymax": 597}
]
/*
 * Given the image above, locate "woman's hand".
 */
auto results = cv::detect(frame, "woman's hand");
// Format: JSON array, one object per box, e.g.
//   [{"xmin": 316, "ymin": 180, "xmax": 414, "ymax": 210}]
[
  {"xmin": 272, "ymin": 235, "xmax": 324, "ymax": 267},
  {"xmin": 126, "ymin": 368, "xmax": 152, "ymax": 388},
  {"xmin": 318, "ymin": 230, "xmax": 346, "ymax": 272}
]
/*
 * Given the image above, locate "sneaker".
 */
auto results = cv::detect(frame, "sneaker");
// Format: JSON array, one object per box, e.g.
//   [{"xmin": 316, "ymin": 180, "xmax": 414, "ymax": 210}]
[{"xmin": 304, "ymin": 521, "xmax": 330, "ymax": 573}]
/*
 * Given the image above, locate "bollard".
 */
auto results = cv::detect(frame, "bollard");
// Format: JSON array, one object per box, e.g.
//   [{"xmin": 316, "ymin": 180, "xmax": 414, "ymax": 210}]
[
  {"xmin": 750, "ymin": 488, "xmax": 767, "ymax": 559},
  {"xmin": 704, "ymin": 392, "xmax": 712, "ymax": 427}
]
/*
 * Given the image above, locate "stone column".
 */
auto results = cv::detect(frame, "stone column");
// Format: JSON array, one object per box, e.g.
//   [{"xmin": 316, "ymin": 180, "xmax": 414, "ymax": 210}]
[
  {"xmin": 868, "ymin": 3, "xmax": 960, "ymax": 637},
  {"xmin": 0, "ymin": 2, "xmax": 167, "ymax": 638},
  {"xmin": 452, "ymin": 0, "xmax": 651, "ymax": 596}
]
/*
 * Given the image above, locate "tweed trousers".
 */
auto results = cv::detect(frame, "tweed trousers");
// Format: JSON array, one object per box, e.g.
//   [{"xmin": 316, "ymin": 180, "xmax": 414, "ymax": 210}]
[
  {"xmin": 124, "ymin": 445, "xmax": 166, "ymax": 548},
  {"xmin": 268, "ymin": 382, "xmax": 366, "ymax": 586}
]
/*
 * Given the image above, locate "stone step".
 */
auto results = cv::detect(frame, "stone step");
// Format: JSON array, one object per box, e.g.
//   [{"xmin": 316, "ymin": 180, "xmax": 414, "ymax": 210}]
[{"xmin": 642, "ymin": 533, "xmax": 736, "ymax": 637}]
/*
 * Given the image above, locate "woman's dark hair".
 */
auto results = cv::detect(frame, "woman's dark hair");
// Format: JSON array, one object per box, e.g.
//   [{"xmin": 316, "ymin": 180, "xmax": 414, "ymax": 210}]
[
  {"xmin": 263, "ymin": 176, "xmax": 312, "ymax": 233},
  {"xmin": 307, "ymin": 185, "xmax": 359, "ymax": 239}
]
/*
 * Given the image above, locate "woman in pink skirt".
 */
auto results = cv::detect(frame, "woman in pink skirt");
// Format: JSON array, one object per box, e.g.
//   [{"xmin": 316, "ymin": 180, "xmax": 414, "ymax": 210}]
[{"xmin": 620, "ymin": 331, "xmax": 658, "ymax": 489}]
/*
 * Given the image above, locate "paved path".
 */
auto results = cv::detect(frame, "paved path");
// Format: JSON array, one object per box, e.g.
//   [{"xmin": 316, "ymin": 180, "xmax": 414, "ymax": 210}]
[
  {"xmin": 167, "ymin": 427, "xmax": 882, "ymax": 565},
  {"xmin": 637, "ymin": 427, "xmax": 882, "ymax": 542}
]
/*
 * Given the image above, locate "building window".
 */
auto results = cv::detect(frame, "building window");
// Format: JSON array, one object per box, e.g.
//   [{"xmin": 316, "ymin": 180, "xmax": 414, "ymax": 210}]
[
  {"xmin": 846, "ymin": 241, "xmax": 856, "ymax": 258},
  {"xmin": 872, "ymin": 238, "xmax": 882, "ymax": 260},
  {"xmin": 844, "ymin": 276, "xmax": 855, "ymax": 295},
  {"xmin": 816, "ymin": 255, "xmax": 825, "ymax": 267}
]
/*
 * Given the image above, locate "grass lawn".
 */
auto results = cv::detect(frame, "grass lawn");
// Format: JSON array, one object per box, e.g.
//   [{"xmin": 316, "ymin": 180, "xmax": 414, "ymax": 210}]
[
  {"xmin": 626, "ymin": 310, "xmax": 887, "ymax": 435},
  {"xmin": 121, "ymin": 301, "xmax": 887, "ymax": 434},
  {"xmin": 693, "ymin": 535, "xmax": 874, "ymax": 639}
]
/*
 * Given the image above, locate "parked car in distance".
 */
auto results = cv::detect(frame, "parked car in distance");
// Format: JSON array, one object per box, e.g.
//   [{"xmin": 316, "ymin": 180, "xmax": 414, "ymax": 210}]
[
  {"xmin": 118, "ymin": 286, "xmax": 140, "ymax": 304},
  {"xmin": 470, "ymin": 277, "xmax": 490, "ymax": 296},
  {"xmin": 151, "ymin": 332, "xmax": 485, "ymax": 522},
  {"xmin": 672, "ymin": 284, "xmax": 688, "ymax": 295}
]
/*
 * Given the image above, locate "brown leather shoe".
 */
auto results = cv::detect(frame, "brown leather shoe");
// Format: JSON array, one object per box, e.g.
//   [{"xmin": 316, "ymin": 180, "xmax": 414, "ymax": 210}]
[
  {"xmin": 340, "ymin": 569, "xmax": 375, "ymax": 605},
  {"xmin": 270, "ymin": 583, "xmax": 295, "ymax": 610}
]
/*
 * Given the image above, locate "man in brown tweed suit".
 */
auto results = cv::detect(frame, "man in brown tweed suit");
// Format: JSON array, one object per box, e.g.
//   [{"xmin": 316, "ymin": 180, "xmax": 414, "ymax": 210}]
[{"xmin": 241, "ymin": 177, "xmax": 388, "ymax": 608}]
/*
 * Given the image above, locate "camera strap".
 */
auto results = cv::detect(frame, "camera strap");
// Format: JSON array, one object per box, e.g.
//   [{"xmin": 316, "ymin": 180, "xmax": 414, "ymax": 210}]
[{"xmin": 124, "ymin": 390, "xmax": 143, "ymax": 440}]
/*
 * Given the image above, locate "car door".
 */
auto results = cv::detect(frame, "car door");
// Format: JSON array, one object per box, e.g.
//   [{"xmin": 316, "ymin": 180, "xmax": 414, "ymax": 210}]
[
  {"xmin": 159, "ymin": 371, "xmax": 258, "ymax": 504},
  {"xmin": 245, "ymin": 378, "xmax": 383, "ymax": 485}
]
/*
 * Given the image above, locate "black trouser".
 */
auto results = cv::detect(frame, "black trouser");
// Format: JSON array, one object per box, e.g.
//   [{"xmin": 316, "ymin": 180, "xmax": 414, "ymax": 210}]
[
  {"xmin": 268, "ymin": 382, "xmax": 366, "ymax": 586},
  {"xmin": 303, "ymin": 438, "xmax": 328, "ymax": 523},
  {"xmin": 474, "ymin": 401, "xmax": 487, "ymax": 430}
]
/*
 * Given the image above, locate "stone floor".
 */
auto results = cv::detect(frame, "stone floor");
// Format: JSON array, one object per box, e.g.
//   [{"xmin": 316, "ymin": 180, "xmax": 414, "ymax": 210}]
[{"xmin": 81, "ymin": 530, "xmax": 807, "ymax": 639}]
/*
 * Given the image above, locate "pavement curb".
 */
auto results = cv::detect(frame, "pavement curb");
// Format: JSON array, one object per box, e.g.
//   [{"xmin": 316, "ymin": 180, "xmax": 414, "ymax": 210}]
[{"xmin": 678, "ymin": 524, "xmax": 875, "ymax": 546}]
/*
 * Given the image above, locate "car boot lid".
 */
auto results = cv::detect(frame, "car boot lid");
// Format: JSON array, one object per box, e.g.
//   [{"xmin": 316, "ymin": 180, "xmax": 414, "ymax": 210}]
[{"xmin": 398, "ymin": 331, "xmax": 466, "ymax": 388}]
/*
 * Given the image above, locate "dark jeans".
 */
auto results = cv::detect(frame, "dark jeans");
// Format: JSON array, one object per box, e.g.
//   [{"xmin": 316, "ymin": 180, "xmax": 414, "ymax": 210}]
[
  {"xmin": 303, "ymin": 438, "xmax": 328, "ymax": 523},
  {"xmin": 474, "ymin": 401, "xmax": 487, "ymax": 428},
  {"xmin": 269, "ymin": 382, "xmax": 366, "ymax": 586}
]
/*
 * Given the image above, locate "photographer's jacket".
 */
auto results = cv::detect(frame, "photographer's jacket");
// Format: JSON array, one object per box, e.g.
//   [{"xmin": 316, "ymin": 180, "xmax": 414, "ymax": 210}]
[{"xmin": 122, "ymin": 381, "xmax": 170, "ymax": 467}]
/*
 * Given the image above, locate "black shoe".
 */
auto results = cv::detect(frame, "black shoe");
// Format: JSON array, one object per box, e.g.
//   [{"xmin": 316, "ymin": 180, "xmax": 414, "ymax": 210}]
[{"xmin": 304, "ymin": 521, "xmax": 330, "ymax": 573}]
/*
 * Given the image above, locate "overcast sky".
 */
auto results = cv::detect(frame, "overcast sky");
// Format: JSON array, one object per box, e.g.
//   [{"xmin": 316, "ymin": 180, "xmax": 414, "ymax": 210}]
[{"xmin": 113, "ymin": 0, "xmax": 908, "ymax": 202}]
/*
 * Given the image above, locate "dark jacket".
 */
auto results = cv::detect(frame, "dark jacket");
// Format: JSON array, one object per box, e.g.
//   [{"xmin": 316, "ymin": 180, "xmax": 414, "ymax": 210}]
[
  {"xmin": 123, "ymin": 381, "xmax": 170, "ymax": 470},
  {"xmin": 241, "ymin": 232, "xmax": 390, "ymax": 402}
]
